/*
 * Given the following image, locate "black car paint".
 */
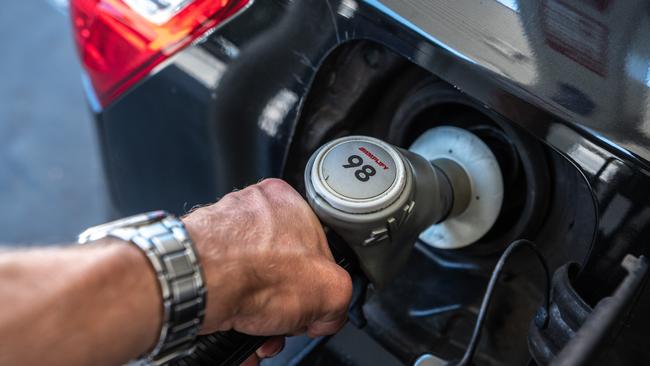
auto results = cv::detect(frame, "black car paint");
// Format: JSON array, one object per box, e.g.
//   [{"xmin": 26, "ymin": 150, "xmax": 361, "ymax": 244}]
[
  {"xmin": 93, "ymin": 0, "xmax": 650, "ymax": 364},
  {"xmin": 286, "ymin": 47, "xmax": 601, "ymax": 364}
]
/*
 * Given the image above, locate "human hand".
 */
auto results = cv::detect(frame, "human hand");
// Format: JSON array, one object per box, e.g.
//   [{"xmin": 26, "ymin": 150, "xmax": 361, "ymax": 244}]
[{"xmin": 183, "ymin": 179, "xmax": 353, "ymax": 363}]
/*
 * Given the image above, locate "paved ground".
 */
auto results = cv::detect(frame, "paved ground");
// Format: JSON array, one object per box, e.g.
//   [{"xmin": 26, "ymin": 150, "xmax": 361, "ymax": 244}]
[{"xmin": 0, "ymin": 0, "xmax": 109, "ymax": 245}]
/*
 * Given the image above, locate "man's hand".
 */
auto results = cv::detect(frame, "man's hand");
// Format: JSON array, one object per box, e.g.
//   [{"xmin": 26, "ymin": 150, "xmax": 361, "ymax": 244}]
[
  {"xmin": 0, "ymin": 179, "xmax": 351, "ymax": 366},
  {"xmin": 184, "ymin": 179, "xmax": 353, "ymax": 363}
]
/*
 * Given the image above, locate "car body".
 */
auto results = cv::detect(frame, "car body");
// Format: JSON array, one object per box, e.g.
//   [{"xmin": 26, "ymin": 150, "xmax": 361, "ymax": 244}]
[{"xmin": 71, "ymin": 0, "xmax": 650, "ymax": 365}]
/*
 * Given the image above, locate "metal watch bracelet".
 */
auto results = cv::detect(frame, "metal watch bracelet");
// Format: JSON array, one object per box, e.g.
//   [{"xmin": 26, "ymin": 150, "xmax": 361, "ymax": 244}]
[{"xmin": 78, "ymin": 211, "xmax": 206, "ymax": 365}]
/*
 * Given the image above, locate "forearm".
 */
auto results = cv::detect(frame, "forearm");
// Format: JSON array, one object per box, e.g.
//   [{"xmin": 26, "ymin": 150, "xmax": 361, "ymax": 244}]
[
  {"xmin": 0, "ymin": 179, "xmax": 351, "ymax": 366},
  {"xmin": 0, "ymin": 240, "xmax": 161, "ymax": 366}
]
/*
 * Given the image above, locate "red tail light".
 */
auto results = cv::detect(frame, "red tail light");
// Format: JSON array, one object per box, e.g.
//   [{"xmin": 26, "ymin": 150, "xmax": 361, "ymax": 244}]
[{"xmin": 70, "ymin": 0, "xmax": 249, "ymax": 107}]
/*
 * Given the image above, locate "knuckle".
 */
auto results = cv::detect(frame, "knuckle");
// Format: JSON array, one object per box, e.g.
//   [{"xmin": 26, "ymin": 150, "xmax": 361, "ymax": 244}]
[
  {"xmin": 324, "ymin": 266, "xmax": 353, "ymax": 313},
  {"xmin": 227, "ymin": 185, "xmax": 273, "ymax": 222},
  {"xmin": 259, "ymin": 179, "xmax": 301, "ymax": 202},
  {"xmin": 239, "ymin": 183, "xmax": 270, "ymax": 205},
  {"xmin": 258, "ymin": 178, "xmax": 290, "ymax": 193},
  {"xmin": 258, "ymin": 179, "xmax": 307, "ymax": 212},
  {"xmin": 335, "ymin": 271, "xmax": 353, "ymax": 309}
]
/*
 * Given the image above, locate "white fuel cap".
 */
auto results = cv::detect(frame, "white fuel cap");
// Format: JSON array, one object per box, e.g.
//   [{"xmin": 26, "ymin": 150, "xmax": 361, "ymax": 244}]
[{"xmin": 310, "ymin": 136, "xmax": 407, "ymax": 214}]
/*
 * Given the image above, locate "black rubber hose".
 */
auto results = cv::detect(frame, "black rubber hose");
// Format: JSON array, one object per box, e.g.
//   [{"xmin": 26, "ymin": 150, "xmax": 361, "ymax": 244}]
[{"xmin": 454, "ymin": 239, "xmax": 551, "ymax": 366}]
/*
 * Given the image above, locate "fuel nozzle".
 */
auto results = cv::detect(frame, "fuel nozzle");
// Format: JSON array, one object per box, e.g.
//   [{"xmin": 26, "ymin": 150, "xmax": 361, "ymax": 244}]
[{"xmin": 304, "ymin": 130, "xmax": 502, "ymax": 287}]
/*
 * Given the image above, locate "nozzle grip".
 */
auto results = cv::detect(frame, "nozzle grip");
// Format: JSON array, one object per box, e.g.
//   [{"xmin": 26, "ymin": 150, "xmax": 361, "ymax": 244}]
[
  {"xmin": 164, "ymin": 331, "xmax": 264, "ymax": 366},
  {"xmin": 305, "ymin": 144, "xmax": 453, "ymax": 288}
]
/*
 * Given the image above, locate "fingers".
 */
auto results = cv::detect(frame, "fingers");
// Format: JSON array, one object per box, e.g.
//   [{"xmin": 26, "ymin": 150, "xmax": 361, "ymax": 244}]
[
  {"xmin": 256, "ymin": 336, "xmax": 285, "ymax": 358},
  {"xmin": 307, "ymin": 265, "xmax": 352, "ymax": 337},
  {"xmin": 240, "ymin": 337, "xmax": 285, "ymax": 366},
  {"xmin": 320, "ymin": 265, "xmax": 354, "ymax": 320},
  {"xmin": 307, "ymin": 316, "xmax": 347, "ymax": 338},
  {"xmin": 240, "ymin": 354, "xmax": 259, "ymax": 366}
]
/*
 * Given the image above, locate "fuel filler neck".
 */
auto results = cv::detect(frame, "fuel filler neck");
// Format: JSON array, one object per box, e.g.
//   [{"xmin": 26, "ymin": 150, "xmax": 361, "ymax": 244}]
[{"xmin": 305, "ymin": 128, "xmax": 503, "ymax": 287}]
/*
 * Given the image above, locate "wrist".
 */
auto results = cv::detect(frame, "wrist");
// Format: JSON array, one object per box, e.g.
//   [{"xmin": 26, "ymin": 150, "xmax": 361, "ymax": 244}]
[
  {"xmin": 87, "ymin": 239, "xmax": 164, "ymax": 362},
  {"xmin": 111, "ymin": 240, "xmax": 163, "ymax": 349},
  {"xmin": 183, "ymin": 213, "xmax": 246, "ymax": 334},
  {"xmin": 79, "ymin": 211, "xmax": 208, "ymax": 363}
]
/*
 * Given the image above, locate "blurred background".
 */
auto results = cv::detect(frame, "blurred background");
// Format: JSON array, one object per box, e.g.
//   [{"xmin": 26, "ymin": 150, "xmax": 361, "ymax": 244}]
[
  {"xmin": 0, "ymin": 2, "xmax": 387, "ymax": 364},
  {"xmin": 0, "ymin": 0, "xmax": 109, "ymax": 245}
]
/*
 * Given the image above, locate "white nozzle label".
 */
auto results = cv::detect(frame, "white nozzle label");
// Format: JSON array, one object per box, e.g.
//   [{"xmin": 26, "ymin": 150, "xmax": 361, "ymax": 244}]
[
  {"xmin": 320, "ymin": 140, "xmax": 397, "ymax": 199},
  {"xmin": 311, "ymin": 136, "xmax": 407, "ymax": 214}
]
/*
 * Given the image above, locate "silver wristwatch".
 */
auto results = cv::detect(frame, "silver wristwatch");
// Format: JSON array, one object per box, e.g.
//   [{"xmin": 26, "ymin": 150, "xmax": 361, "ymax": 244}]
[{"xmin": 78, "ymin": 211, "xmax": 206, "ymax": 365}]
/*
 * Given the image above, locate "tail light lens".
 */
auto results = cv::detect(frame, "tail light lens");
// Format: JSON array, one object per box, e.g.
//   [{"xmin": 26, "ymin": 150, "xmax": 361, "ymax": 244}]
[{"xmin": 71, "ymin": 0, "xmax": 249, "ymax": 107}]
